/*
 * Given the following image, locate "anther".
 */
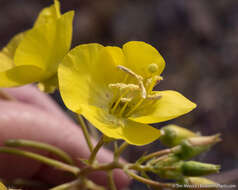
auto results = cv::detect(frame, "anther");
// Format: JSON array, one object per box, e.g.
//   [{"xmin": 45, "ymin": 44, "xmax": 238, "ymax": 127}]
[
  {"xmin": 139, "ymin": 80, "xmax": 147, "ymax": 99},
  {"xmin": 147, "ymin": 94, "xmax": 162, "ymax": 100},
  {"xmin": 108, "ymin": 83, "xmax": 140, "ymax": 91},
  {"xmin": 121, "ymin": 97, "xmax": 132, "ymax": 102},
  {"xmin": 117, "ymin": 65, "xmax": 147, "ymax": 98},
  {"xmin": 117, "ymin": 65, "xmax": 140, "ymax": 79}
]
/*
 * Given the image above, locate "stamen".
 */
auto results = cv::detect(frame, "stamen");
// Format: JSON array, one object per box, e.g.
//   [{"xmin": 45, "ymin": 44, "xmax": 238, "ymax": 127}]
[
  {"xmin": 119, "ymin": 102, "xmax": 129, "ymax": 117},
  {"xmin": 125, "ymin": 99, "xmax": 144, "ymax": 117},
  {"xmin": 126, "ymin": 76, "xmax": 163, "ymax": 117},
  {"xmin": 147, "ymin": 75, "xmax": 163, "ymax": 93},
  {"xmin": 121, "ymin": 97, "xmax": 132, "ymax": 102},
  {"xmin": 109, "ymin": 83, "xmax": 140, "ymax": 91},
  {"xmin": 117, "ymin": 65, "xmax": 142, "ymax": 80},
  {"xmin": 111, "ymin": 89, "xmax": 129, "ymax": 114},
  {"xmin": 117, "ymin": 65, "xmax": 147, "ymax": 99},
  {"xmin": 147, "ymin": 94, "xmax": 162, "ymax": 100},
  {"xmin": 138, "ymin": 80, "xmax": 146, "ymax": 99}
]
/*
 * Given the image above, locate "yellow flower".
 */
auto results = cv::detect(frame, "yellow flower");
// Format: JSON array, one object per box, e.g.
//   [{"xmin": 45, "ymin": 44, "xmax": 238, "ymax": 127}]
[
  {"xmin": 0, "ymin": 0, "xmax": 74, "ymax": 93},
  {"xmin": 58, "ymin": 41, "xmax": 196, "ymax": 145}
]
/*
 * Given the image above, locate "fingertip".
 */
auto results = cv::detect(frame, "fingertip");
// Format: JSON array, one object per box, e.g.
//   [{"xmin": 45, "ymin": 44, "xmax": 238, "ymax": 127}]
[{"xmin": 114, "ymin": 168, "xmax": 131, "ymax": 190}]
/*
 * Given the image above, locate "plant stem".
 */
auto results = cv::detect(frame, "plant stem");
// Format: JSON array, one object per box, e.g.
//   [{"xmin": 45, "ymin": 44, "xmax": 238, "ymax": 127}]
[
  {"xmin": 108, "ymin": 171, "xmax": 117, "ymax": 190},
  {"xmin": 114, "ymin": 141, "xmax": 128, "ymax": 162},
  {"xmin": 5, "ymin": 139, "xmax": 74, "ymax": 165},
  {"xmin": 50, "ymin": 180, "xmax": 80, "ymax": 190},
  {"xmin": 88, "ymin": 136, "xmax": 105, "ymax": 165},
  {"xmin": 125, "ymin": 170, "xmax": 173, "ymax": 189},
  {"xmin": 140, "ymin": 148, "xmax": 172, "ymax": 163},
  {"xmin": 77, "ymin": 115, "xmax": 93, "ymax": 153},
  {"xmin": 0, "ymin": 147, "xmax": 80, "ymax": 175}
]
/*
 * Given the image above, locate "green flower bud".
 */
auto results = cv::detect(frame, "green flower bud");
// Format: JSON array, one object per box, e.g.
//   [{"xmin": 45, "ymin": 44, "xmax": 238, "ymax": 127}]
[
  {"xmin": 152, "ymin": 155, "xmax": 182, "ymax": 179},
  {"xmin": 174, "ymin": 134, "xmax": 221, "ymax": 160},
  {"xmin": 160, "ymin": 125, "xmax": 198, "ymax": 147},
  {"xmin": 181, "ymin": 161, "xmax": 220, "ymax": 176},
  {"xmin": 156, "ymin": 161, "xmax": 183, "ymax": 180}
]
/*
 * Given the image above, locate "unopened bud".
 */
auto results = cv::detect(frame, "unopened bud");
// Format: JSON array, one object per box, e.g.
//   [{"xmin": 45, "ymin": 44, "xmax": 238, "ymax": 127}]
[
  {"xmin": 181, "ymin": 161, "xmax": 220, "ymax": 176},
  {"xmin": 188, "ymin": 134, "xmax": 221, "ymax": 146},
  {"xmin": 174, "ymin": 134, "xmax": 221, "ymax": 160},
  {"xmin": 152, "ymin": 155, "xmax": 182, "ymax": 179},
  {"xmin": 160, "ymin": 125, "xmax": 198, "ymax": 147}
]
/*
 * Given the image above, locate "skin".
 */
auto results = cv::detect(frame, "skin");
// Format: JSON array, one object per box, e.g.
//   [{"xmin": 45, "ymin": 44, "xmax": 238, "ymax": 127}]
[{"xmin": 0, "ymin": 85, "xmax": 130, "ymax": 189}]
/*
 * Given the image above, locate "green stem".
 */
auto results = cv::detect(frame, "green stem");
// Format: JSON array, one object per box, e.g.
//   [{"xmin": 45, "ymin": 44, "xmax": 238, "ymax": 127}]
[
  {"xmin": 88, "ymin": 136, "xmax": 105, "ymax": 165},
  {"xmin": 108, "ymin": 171, "xmax": 117, "ymax": 190},
  {"xmin": 139, "ymin": 148, "xmax": 172, "ymax": 163},
  {"xmin": 79, "ymin": 162, "xmax": 123, "ymax": 176},
  {"xmin": 114, "ymin": 141, "xmax": 129, "ymax": 162},
  {"xmin": 125, "ymin": 170, "xmax": 173, "ymax": 189},
  {"xmin": 50, "ymin": 180, "xmax": 80, "ymax": 190},
  {"xmin": 77, "ymin": 115, "xmax": 94, "ymax": 153},
  {"xmin": 0, "ymin": 147, "xmax": 80, "ymax": 175},
  {"xmin": 5, "ymin": 139, "xmax": 74, "ymax": 165}
]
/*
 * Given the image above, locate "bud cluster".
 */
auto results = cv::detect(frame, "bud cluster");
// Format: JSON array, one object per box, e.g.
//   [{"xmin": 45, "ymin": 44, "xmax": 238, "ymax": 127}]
[{"xmin": 142, "ymin": 125, "xmax": 221, "ymax": 187}]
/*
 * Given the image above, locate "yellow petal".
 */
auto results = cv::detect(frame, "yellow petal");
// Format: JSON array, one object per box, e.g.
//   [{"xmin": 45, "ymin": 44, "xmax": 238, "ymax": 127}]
[
  {"xmin": 14, "ymin": 11, "xmax": 74, "ymax": 76},
  {"xmin": 129, "ymin": 90, "xmax": 197, "ymax": 124},
  {"xmin": 80, "ymin": 105, "xmax": 161, "ymax": 146},
  {"xmin": 34, "ymin": 0, "xmax": 61, "ymax": 27},
  {"xmin": 59, "ymin": 43, "xmax": 105, "ymax": 112},
  {"xmin": 0, "ymin": 32, "xmax": 24, "ymax": 72},
  {"xmin": 58, "ymin": 44, "xmax": 126, "ymax": 113},
  {"xmin": 0, "ymin": 3, "xmax": 74, "ymax": 88},
  {"xmin": 123, "ymin": 41, "xmax": 165, "ymax": 78},
  {"xmin": 0, "ymin": 65, "xmax": 44, "ymax": 87}
]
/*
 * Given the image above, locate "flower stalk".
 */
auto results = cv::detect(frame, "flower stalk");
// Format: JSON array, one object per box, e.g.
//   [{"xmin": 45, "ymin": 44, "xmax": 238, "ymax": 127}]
[
  {"xmin": 5, "ymin": 139, "xmax": 74, "ymax": 165},
  {"xmin": 0, "ymin": 147, "xmax": 80, "ymax": 175},
  {"xmin": 88, "ymin": 136, "xmax": 106, "ymax": 165},
  {"xmin": 77, "ymin": 115, "xmax": 94, "ymax": 153}
]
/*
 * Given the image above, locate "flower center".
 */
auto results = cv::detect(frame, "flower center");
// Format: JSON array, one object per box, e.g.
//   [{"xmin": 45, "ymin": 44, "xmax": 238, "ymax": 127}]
[{"xmin": 108, "ymin": 64, "xmax": 163, "ymax": 118}]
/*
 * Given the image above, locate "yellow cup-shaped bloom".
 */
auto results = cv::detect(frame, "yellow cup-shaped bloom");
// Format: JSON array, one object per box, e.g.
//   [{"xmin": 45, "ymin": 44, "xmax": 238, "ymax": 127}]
[
  {"xmin": 58, "ymin": 42, "xmax": 196, "ymax": 145},
  {"xmin": 0, "ymin": 0, "xmax": 74, "ymax": 92}
]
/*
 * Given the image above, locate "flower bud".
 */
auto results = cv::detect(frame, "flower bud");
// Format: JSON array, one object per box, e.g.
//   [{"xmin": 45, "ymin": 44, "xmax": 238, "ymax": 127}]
[
  {"xmin": 155, "ymin": 161, "xmax": 183, "ymax": 180},
  {"xmin": 174, "ymin": 134, "xmax": 221, "ymax": 160},
  {"xmin": 152, "ymin": 155, "xmax": 182, "ymax": 179},
  {"xmin": 160, "ymin": 125, "xmax": 198, "ymax": 147},
  {"xmin": 181, "ymin": 161, "xmax": 220, "ymax": 176}
]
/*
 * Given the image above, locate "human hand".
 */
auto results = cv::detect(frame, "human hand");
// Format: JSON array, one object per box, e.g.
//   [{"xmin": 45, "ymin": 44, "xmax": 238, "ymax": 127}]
[{"xmin": 0, "ymin": 85, "xmax": 130, "ymax": 189}]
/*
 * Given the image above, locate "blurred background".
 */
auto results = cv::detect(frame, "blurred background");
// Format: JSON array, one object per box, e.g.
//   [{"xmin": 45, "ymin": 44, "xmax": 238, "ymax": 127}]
[{"xmin": 0, "ymin": 0, "xmax": 238, "ymax": 189}]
